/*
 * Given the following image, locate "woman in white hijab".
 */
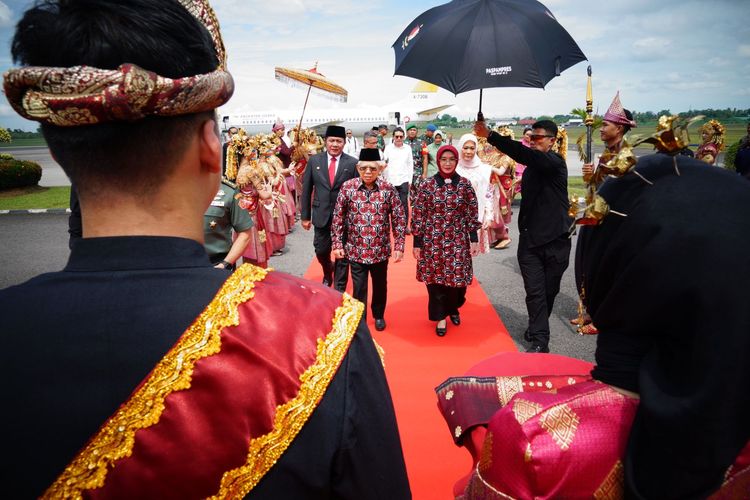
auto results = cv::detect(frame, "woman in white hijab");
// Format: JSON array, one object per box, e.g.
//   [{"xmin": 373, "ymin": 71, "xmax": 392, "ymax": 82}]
[{"xmin": 456, "ymin": 133, "xmax": 494, "ymax": 253}]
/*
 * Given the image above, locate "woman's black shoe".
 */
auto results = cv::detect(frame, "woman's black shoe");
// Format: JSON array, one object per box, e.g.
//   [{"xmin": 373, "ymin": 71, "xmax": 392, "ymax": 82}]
[
  {"xmin": 449, "ymin": 314, "xmax": 460, "ymax": 326},
  {"xmin": 436, "ymin": 321, "xmax": 447, "ymax": 337}
]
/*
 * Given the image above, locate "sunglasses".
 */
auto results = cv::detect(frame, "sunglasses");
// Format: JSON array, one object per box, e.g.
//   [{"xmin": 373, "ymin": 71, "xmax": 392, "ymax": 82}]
[
  {"xmin": 357, "ymin": 165, "xmax": 379, "ymax": 171},
  {"xmin": 530, "ymin": 134, "xmax": 555, "ymax": 141},
  {"xmin": 394, "ymin": 134, "xmax": 404, "ymax": 139}
]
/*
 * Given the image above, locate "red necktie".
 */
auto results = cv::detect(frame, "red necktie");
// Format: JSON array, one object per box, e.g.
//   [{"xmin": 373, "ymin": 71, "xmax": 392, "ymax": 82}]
[{"xmin": 328, "ymin": 155, "xmax": 337, "ymax": 186}]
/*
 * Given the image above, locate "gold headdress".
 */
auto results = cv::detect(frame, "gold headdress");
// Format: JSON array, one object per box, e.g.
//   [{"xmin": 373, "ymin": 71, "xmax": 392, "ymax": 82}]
[
  {"xmin": 3, "ymin": 0, "xmax": 233, "ymax": 126},
  {"xmin": 632, "ymin": 115, "xmax": 704, "ymax": 155},
  {"xmin": 699, "ymin": 119, "xmax": 726, "ymax": 150},
  {"xmin": 553, "ymin": 127, "xmax": 568, "ymax": 161},
  {"xmin": 225, "ymin": 129, "xmax": 255, "ymax": 182}
]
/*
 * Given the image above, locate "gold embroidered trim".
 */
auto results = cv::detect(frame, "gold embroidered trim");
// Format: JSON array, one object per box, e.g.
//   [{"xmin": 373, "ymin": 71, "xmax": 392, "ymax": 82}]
[
  {"xmin": 594, "ymin": 460, "xmax": 624, "ymax": 500},
  {"xmin": 42, "ymin": 264, "xmax": 269, "ymax": 500},
  {"xmin": 470, "ymin": 465, "xmax": 518, "ymax": 499},
  {"xmin": 496, "ymin": 376, "xmax": 524, "ymax": 405},
  {"xmin": 540, "ymin": 403, "xmax": 580, "ymax": 451},
  {"xmin": 512, "ymin": 398, "xmax": 542, "ymax": 425},
  {"xmin": 372, "ymin": 337, "xmax": 386, "ymax": 368},
  {"xmin": 478, "ymin": 432, "xmax": 494, "ymax": 473},
  {"xmin": 211, "ymin": 293, "xmax": 364, "ymax": 498}
]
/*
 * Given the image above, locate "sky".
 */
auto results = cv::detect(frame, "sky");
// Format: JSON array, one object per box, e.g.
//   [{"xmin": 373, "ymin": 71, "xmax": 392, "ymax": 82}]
[{"xmin": 0, "ymin": 0, "xmax": 748, "ymax": 131}]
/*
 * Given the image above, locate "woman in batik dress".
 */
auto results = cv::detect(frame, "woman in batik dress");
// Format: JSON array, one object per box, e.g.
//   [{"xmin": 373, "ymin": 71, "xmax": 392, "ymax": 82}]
[{"xmin": 412, "ymin": 145, "xmax": 481, "ymax": 337}]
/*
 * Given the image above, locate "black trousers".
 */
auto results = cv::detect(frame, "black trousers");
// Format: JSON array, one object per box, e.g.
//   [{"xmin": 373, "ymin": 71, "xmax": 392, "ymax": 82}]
[
  {"xmin": 517, "ymin": 233, "xmax": 571, "ymax": 347},
  {"xmin": 350, "ymin": 259, "xmax": 388, "ymax": 320},
  {"xmin": 394, "ymin": 182, "xmax": 409, "ymax": 228},
  {"xmin": 313, "ymin": 224, "xmax": 349, "ymax": 287},
  {"xmin": 426, "ymin": 284, "xmax": 467, "ymax": 321}
]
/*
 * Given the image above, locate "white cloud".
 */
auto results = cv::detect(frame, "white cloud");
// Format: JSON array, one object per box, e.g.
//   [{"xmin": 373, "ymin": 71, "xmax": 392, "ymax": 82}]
[
  {"xmin": 0, "ymin": 1, "xmax": 11, "ymax": 27},
  {"xmin": 739, "ymin": 45, "xmax": 750, "ymax": 57}
]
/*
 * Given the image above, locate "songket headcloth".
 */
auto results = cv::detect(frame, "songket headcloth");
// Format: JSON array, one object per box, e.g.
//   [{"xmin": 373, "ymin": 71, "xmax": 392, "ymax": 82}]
[
  {"xmin": 2, "ymin": 0, "xmax": 234, "ymax": 126},
  {"xmin": 603, "ymin": 91, "xmax": 636, "ymax": 128}
]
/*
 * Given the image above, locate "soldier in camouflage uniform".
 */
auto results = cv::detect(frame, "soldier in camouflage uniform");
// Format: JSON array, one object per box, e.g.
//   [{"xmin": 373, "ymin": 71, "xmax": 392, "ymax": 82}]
[{"xmin": 203, "ymin": 178, "xmax": 254, "ymax": 270}]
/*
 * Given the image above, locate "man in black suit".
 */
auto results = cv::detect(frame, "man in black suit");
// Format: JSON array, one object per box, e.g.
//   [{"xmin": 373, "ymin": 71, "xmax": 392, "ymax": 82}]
[
  {"xmin": 301, "ymin": 125, "xmax": 359, "ymax": 287},
  {"xmin": 475, "ymin": 119, "xmax": 572, "ymax": 353}
]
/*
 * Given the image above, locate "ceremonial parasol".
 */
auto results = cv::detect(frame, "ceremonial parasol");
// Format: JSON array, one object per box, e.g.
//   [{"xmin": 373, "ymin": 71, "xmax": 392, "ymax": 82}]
[
  {"xmin": 274, "ymin": 63, "xmax": 348, "ymax": 137},
  {"xmin": 392, "ymin": 0, "xmax": 586, "ymax": 117}
]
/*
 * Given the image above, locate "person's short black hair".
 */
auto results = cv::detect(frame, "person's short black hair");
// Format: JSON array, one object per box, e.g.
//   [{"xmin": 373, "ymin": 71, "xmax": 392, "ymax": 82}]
[
  {"xmin": 622, "ymin": 109, "xmax": 634, "ymax": 134},
  {"xmin": 532, "ymin": 120, "xmax": 558, "ymax": 137},
  {"xmin": 393, "ymin": 127, "xmax": 405, "ymax": 135},
  {"xmin": 523, "ymin": 126, "xmax": 533, "ymax": 134},
  {"xmin": 11, "ymin": 0, "xmax": 219, "ymax": 198},
  {"xmin": 363, "ymin": 131, "xmax": 378, "ymax": 140},
  {"xmin": 378, "ymin": 124, "xmax": 387, "ymax": 130}
]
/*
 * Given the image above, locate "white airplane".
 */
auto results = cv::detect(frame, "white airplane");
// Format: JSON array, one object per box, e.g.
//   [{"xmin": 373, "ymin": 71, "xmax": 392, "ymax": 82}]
[{"xmin": 221, "ymin": 82, "xmax": 454, "ymax": 135}]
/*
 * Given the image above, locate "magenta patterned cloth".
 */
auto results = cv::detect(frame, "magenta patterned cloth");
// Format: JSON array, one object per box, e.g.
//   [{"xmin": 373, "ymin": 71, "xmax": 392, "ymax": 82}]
[
  {"xmin": 412, "ymin": 174, "xmax": 481, "ymax": 287},
  {"xmin": 331, "ymin": 178, "xmax": 406, "ymax": 264}
]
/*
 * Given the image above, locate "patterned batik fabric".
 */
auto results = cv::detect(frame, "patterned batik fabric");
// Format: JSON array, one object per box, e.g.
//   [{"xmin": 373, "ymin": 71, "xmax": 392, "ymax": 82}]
[
  {"xmin": 331, "ymin": 178, "xmax": 406, "ymax": 264},
  {"xmin": 412, "ymin": 175, "xmax": 481, "ymax": 287},
  {"xmin": 4, "ymin": 64, "xmax": 233, "ymax": 126},
  {"xmin": 462, "ymin": 379, "xmax": 640, "ymax": 500}
]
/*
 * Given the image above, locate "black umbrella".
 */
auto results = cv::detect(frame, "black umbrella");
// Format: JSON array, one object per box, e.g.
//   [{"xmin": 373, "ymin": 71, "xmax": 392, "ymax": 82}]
[{"xmin": 392, "ymin": 0, "xmax": 586, "ymax": 115}]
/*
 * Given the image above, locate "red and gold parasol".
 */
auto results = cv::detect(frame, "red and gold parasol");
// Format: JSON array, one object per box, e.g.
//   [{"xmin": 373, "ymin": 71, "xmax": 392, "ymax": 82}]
[
  {"xmin": 274, "ymin": 63, "xmax": 348, "ymax": 147},
  {"xmin": 274, "ymin": 63, "xmax": 347, "ymax": 103}
]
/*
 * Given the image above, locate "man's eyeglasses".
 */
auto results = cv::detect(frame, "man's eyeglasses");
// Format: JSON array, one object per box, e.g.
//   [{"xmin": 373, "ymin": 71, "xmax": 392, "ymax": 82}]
[
  {"xmin": 530, "ymin": 134, "xmax": 555, "ymax": 141},
  {"xmin": 394, "ymin": 134, "xmax": 404, "ymax": 139},
  {"xmin": 346, "ymin": 132, "xmax": 352, "ymax": 135},
  {"xmin": 357, "ymin": 165, "xmax": 379, "ymax": 171}
]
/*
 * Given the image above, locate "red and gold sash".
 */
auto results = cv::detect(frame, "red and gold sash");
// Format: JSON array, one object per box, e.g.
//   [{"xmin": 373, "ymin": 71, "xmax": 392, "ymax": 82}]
[{"xmin": 44, "ymin": 264, "xmax": 363, "ymax": 499}]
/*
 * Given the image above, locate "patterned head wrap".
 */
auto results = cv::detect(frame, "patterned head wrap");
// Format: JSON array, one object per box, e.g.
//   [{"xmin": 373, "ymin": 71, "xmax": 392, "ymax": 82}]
[
  {"xmin": 2, "ymin": 0, "xmax": 233, "ymax": 126},
  {"xmin": 603, "ymin": 92, "xmax": 636, "ymax": 128},
  {"xmin": 436, "ymin": 145, "xmax": 459, "ymax": 164},
  {"xmin": 457, "ymin": 133, "xmax": 482, "ymax": 169}
]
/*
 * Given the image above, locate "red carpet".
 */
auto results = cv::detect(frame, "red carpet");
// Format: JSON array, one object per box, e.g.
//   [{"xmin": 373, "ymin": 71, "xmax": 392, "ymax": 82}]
[{"xmin": 304, "ymin": 238, "xmax": 516, "ymax": 499}]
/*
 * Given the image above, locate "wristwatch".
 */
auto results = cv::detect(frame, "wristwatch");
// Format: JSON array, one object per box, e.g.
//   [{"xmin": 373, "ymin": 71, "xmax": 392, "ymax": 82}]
[{"xmin": 220, "ymin": 260, "xmax": 232, "ymax": 268}]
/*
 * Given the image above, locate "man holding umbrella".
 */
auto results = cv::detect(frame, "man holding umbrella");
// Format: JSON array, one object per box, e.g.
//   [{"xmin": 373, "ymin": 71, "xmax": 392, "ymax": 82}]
[
  {"xmin": 301, "ymin": 125, "xmax": 359, "ymax": 287},
  {"xmin": 475, "ymin": 119, "xmax": 572, "ymax": 353}
]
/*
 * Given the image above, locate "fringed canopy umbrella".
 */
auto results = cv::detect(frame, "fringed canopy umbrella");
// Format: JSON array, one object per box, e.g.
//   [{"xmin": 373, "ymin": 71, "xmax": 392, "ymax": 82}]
[{"xmin": 274, "ymin": 63, "xmax": 348, "ymax": 139}]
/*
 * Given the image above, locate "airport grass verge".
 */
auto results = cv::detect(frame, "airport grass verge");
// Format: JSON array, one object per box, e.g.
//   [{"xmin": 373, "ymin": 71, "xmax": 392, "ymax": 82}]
[
  {"xmin": 0, "ymin": 186, "xmax": 70, "ymax": 210},
  {"xmin": 0, "ymin": 182, "xmax": 588, "ymax": 211}
]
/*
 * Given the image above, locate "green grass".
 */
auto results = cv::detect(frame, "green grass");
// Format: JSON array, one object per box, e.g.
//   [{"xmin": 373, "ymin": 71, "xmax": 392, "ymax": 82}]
[
  {"xmin": 568, "ymin": 176, "xmax": 587, "ymax": 198},
  {"xmin": 0, "ymin": 137, "xmax": 48, "ymax": 148},
  {"xmin": 0, "ymin": 186, "xmax": 70, "ymax": 210},
  {"xmin": 434, "ymin": 122, "xmax": 748, "ymax": 152}
]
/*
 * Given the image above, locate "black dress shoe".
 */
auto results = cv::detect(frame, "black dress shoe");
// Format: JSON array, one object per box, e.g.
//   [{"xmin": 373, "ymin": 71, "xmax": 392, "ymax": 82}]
[
  {"xmin": 322, "ymin": 278, "xmax": 332, "ymax": 287},
  {"xmin": 436, "ymin": 322, "xmax": 447, "ymax": 337},
  {"xmin": 525, "ymin": 344, "xmax": 550, "ymax": 353},
  {"xmin": 374, "ymin": 318, "xmax": 386, "ymax": 331},
  {"xmin": 523, "ymin": 329, "xmax": 532, "ymax": 342},
  {"xmin": 449, "ymin": 314, "xmax": 460, "ymax": 326}
]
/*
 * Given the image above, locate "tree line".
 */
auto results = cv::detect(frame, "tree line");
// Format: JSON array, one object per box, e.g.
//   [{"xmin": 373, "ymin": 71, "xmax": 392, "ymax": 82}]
[{"xmin": 435, "ymin": 108, "xmax": 750, "ymax": 127}]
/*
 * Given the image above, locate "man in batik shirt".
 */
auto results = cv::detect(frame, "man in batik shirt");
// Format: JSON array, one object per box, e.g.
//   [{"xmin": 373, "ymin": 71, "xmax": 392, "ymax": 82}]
[{"xmin": 332, "ymin": 148, "xmax": 406, "ymax": 331}]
